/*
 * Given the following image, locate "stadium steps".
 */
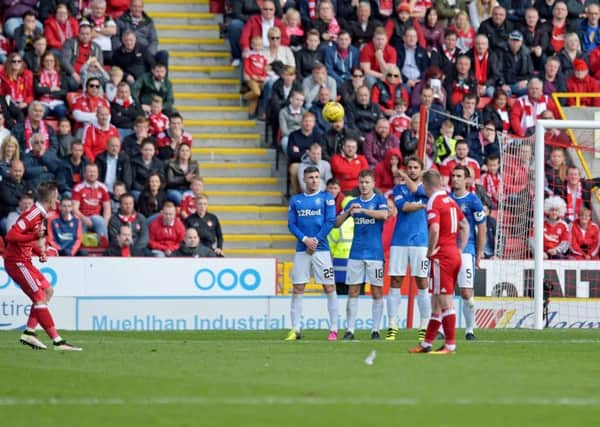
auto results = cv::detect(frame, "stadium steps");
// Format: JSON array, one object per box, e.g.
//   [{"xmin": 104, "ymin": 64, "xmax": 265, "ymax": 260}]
[{"xmin": 155, "ymin": 0, "xmax": 293, "ymax": 260}]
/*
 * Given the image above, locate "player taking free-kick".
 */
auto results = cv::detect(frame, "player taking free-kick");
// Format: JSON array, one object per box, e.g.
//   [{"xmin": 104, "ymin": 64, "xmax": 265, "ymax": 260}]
[
  {"xmin": 336, "ymin": 169, "xmax": 389, "ymax": 340},
  {"xmin": 286, "ymin": 166, "xmax": 339, "ymax": 341},
  {"xmin": 450, "ymin": 165, "xmax": 487, "ymax": 340},
  {"xmin": 3, "ymin": 181, "xmax": 82, "ymax": 351},
  {"xmin": 409, "ymin": 170, "xmax": 469, "ymax": 355}
]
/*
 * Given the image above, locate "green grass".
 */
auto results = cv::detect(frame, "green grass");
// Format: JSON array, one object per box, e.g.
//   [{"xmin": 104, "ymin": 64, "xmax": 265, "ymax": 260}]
[{"xmin": 1, "ymin": 329, "xmax": 599, "ymax": 427}]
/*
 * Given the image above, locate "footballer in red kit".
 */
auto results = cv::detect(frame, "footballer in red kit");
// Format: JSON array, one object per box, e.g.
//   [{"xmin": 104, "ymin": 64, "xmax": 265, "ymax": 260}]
[
  {"xmin": 409, "ymin": 169, "xmax": 469, "ymax": 355},
  {"xmin": 3, "ymin": 181, "xmax": 82, "ymax": 351}
]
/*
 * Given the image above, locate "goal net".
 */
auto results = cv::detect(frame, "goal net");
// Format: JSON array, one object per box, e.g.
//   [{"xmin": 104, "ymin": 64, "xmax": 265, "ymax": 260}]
[{"xmin": 488, "ymin": 119, "xmax": 600, "ymax": 329}]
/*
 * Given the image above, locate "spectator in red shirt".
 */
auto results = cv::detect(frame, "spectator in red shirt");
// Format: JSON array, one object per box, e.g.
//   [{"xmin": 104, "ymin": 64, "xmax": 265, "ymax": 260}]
[
  {"xmin": 360, "ymin": 27, "xmax": 397, "ymax": 87},
  {"xmin": 330, "ymin": 138, "xmax": 369, "ymax": 193},
  {"xmin": 72, "ymin": 163, "xmax": 112, "ymax": 242},
  {"xmin": 243, "ymin": 36, "xmax": 269, "ymax": 118},
  {"xmin": 148, "ymin": 201, "xmax": 185, "ymax": 257},
  {"xmin": 72, "ymin": 77, "xmax": 111, "ymax": 132},
  {"xmin": 155, "ymin": 112, "xmax": 193, "ymax": 161},
  {"xmin": 566, "ymin": 59, "xmax": 600, "ymax": 107},
  {"xmin": 82, "ymin": 106, "xmax": 120, "ymax": 162},
  {"xmin": 44, "ymin": 3, "xmax": 79, "ymax": 52},
  {"xmin": 537, "ymin": 195, "xmax": 570, "ymax": 259},
  {"xmin": 570, "ymin": 207, "xmax": 600, "ymax": 260},
  {"xmin": 0, "ymin": 52, "xmax": 34, "ymax": 113},
  {"xmin": 374, "ymin": 147, "xmax": 402, "ymax": 194}
]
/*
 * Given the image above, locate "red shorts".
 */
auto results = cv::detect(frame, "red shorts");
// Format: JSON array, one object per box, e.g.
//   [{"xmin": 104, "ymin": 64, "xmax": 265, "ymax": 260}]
[
  {"xmin": 429, "ymin": 255, "xmax": 460, "ymax": 295},
  {"xmin": 4, "ymin": 260, "xmax": 51, "ymax": 303}
]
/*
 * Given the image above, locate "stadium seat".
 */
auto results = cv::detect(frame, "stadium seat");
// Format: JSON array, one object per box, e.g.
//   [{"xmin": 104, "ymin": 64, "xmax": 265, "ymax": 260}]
[{"xmin": 478, "ymin": 96, "xmax": 491, "ymax": 109}]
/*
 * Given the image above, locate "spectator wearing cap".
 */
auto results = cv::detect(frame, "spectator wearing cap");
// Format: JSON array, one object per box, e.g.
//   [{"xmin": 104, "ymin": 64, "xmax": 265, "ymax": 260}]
[
  {"xmin": 44, "ymin": 3, "xmax": 79, "ymax": 53},
  {"xmin": 60, "ymin": 20, "xmax": 103, "ymax": 88},
  {"xmin": 384, "ymin": 2, "xmax": 425, "ymax": 51},
  {"xmin": 499, "ymin": 30, "xmax": 534, "ymax": 97},
  {"xmin": 477, "ymin": 5, "xmax": 513, "ymax": 54},
  {"xmin": 566, "ymin": 59, "xmax": 600, "ymax": 107},
  {"xmin": 1, "ymin": 0, "xmax": 41, "ymax": 39},
  {"xmin": 302, "ymin": 62, "xmax": 336, "ymax": 109},
  {"xmin": 115, "ymin": 0, "xmax": 165, "ymax": 65},
  {"xmin": 133, "ymin": 62, "xmax": 174, "ymax": 114}
]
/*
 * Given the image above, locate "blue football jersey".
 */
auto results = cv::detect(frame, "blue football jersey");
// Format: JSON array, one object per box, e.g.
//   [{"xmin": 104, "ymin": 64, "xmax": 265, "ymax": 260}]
[
  {"xmin": 391, "ymin": 183, "xmax": 428, "ymax": 247},
  {"xmin": 288, "ymin": 191, "xmax": 337, "ymax": 252},
  {"xmin": 345, "ymin": 193, "xmax": 388, "ymax": 260},
  {"xmin": 450, "ymin": 191, "xmax": 486, "ymax": 255}
]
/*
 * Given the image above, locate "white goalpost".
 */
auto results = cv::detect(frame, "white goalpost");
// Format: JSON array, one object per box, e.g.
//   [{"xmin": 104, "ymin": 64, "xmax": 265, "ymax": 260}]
[{"xmin": 532, "ymin": 120, "xmax": 600, "ymax": 329}]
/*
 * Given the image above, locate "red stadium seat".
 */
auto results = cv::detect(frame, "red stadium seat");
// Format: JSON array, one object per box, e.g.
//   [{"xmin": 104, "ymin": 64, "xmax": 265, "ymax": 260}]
[
  {"xmin": 478, "ymin": 96, "xmax": 491, "ymax": 109},
  {"xmin": 46, "ymin": 118, "xmax": 58, "ymax": 131}
]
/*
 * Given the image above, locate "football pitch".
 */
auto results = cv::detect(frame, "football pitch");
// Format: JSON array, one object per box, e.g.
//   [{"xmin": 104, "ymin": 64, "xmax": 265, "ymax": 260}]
[{"xmin": 1, "ymin": 329, "xmax": 599, "ymax": 427}]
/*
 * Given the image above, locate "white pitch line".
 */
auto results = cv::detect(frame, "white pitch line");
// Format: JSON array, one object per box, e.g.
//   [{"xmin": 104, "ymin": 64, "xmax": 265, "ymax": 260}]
[{"xmin": 0, "ymin": 396, "xmax": 598, "ymax": 407}]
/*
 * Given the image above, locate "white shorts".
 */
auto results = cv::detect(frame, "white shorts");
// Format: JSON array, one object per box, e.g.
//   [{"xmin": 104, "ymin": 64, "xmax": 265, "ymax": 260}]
[
  {"xmin": 388, "ymin": 246, "xmax": 429, "ymax": 278},
  {"xmin": 291, "ymin": 251, "xmax": 335, "ymax": 285},
  {"xmin": 457, "ymin": 253, "xmax": 474, "ymax": 289},
  {"xmin": 346, "ymin": 259, "xmax": 384, "ymax": 287}
]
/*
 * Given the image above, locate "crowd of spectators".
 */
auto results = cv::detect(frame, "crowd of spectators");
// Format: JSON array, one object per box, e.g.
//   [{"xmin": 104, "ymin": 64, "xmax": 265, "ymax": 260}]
[
  {"xmin": 227, "ymin": 0, "xmax": 600, "ymax": 259},
  {"xmin": 0, "ymin": 0, "xmax": 223, "ymax": 258}
]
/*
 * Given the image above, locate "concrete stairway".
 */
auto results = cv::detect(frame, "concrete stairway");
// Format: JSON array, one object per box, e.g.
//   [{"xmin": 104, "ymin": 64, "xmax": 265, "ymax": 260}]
[{"xmin": 146, "ymin": 0, "xmax": 295, "ymax": 261}]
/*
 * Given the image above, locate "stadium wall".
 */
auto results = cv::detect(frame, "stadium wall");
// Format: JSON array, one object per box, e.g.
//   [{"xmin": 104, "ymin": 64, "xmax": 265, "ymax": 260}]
[{"xmin": 0, "ymin": 259, "xmax": 598, "ymax": 330}]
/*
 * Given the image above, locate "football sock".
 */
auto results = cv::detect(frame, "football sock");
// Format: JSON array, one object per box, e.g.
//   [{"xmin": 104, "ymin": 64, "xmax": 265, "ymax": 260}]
[
  {"xmin": 346, "ymin": 297, "xmax": 358, "ymax": 333},
  {"xmin": 326, "ymin": 291, "xmax": 338, "ymax": 332},
  {"xmin": 417, "ymin": 288, "xmax": 431, "ymax": 329},
  {"xmin": 423, "ymin": 313, "xmax": 442, "ymax": 347},
  {"xmin": 26, "ymin": 305, "xmax": 39, "ymax": 332},
  {"xmin": 442, "ymin": 308, "xmax": 457, "ymax": 350},
  {"xmin": 33, "ymin": 304, "xmax": 60, "ymax": 341},
  {"xmin": 291, "ymin": 294, "xmax": 303, "ymax": 333},
  {"xmin": 371, "ymin": 298, "xmax": 384, "ymax": 332},
  {"xmin": 387, "ymin": 288, "xmax": 402, "ymax": 329},
  {"xmin": 463, "ymin": 297, "xmax": 476, "ymax": 334}
]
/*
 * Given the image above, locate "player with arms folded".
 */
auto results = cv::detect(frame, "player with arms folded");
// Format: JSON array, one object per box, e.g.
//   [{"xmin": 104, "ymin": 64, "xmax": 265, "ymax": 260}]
[
  {"xmin": 409, "ymin": 169, "xmax": 469, "ymax": 355},
  {"xmin": 450, "ymin": 166, "xmax": 486, "ymax": 340},
  {"xmin": 287, "ymin": 166, "xmax": 339, "ymax": 341},
  {"xmin": 336, "ymin": 169, "xmax": 389, "ymax": 340},
  {"xmin": 386, "ymin": 156, "xmax": 431, "ymax": 341},
  {"xmin": 3, "ymin": 181, "xmax": 82, "ymax": 351}
]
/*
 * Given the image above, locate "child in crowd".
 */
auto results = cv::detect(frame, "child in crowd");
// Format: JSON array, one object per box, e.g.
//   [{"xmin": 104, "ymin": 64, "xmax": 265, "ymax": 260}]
[
  {"xmin": 434, "ymin": 119, "xmax": 457, "ymax": 164},
  {"xmin": 105, "ymin": 66, "xmax": 124, "ymax": 102},
  {"xmin": 148, "ymin": 96, "xmax": 169, "ymax": 136},
  {"xmin": 242, "ymin": 36, "xmax": 269, "ymax": 118},
  {"xmin": 389, "ymin": 98, "xmax": 410, "ymax": 138},
  {"xmin": 326, "ymin": 177, "xmax": 344, "ymax": 215},
  {"xmin": 284, "ymin": 8, "xmax": 304, "ymax": 51},
  {"xmin": 110, "ymin": 181, "xmax": 127, "ymax": 213},
  {"xmin": 180, "ymin": 176, "xmax": 205, "ymax": 220},
  {"xmin": 81, "ymin": 57, "xmax": 110, "ymax": 93},
  {"xmin": 56, "ymin": 118, "xmax": 74, "ymax": 159}
]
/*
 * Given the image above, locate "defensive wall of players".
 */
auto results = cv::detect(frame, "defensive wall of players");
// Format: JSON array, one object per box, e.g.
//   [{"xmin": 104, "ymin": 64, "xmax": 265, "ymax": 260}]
[{"xmin": 0, "ymin": 258, "xmax": 598, "ymax": 330}]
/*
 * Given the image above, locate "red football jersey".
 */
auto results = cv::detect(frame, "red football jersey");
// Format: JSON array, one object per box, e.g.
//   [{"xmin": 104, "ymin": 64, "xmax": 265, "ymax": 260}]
[
  {"xmin": 148, "ymin": 112, "xmax": 169, "ymax": 136},
  {"xmin": 3, "ymin": 203, "xmax": 47, "ymax": 262},
  {"xmin": 72, "ymin": 181, "xmax": 110, "ymax": 217},
  {"xmin": 570, "ymin": 220, "xmax": 600, "ymax": 258},
  {"xmin": 440, "ymin": 156, "xmax": 481, "ymax": 182},
  {"xmin": 427, "ymin": 190, "xmax": 464, "ymax": 258},
  {"xmin": 544, "ymin": 219, "xmax": 569, "ymax": 253}
]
